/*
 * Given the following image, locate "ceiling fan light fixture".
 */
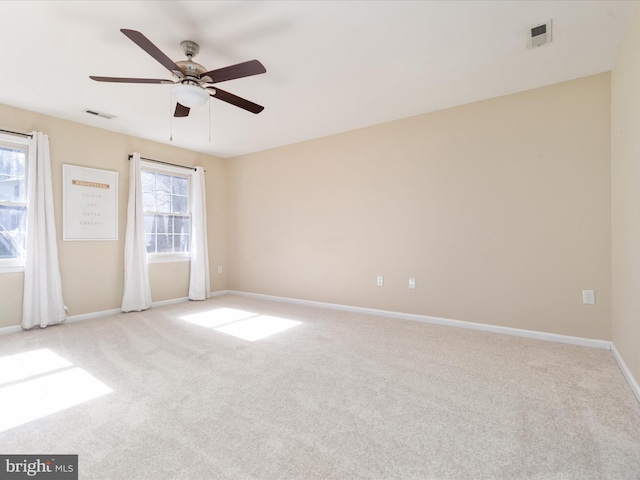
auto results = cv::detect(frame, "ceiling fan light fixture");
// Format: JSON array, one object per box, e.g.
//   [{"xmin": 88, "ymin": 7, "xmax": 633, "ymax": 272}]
[{"xmin": 171, "ymin": 83, "xmax": 209, "ymax": 108}]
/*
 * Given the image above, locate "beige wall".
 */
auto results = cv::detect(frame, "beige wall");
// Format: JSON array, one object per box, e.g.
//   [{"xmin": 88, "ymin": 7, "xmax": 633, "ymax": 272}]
[
  {"xmin": 0, "ymin": 104, "xmax": 226, "ymax": 328},
  {"xmin": 612, "ymin": 6, "xmax": 640, "ymax": 385},
  {"xmin": 0, "ymin": 72, "xmax": 615, "ymax": 345},
  {"xmin": 227, "ymin": 73, "xmax": 612, "ymax": 340}
]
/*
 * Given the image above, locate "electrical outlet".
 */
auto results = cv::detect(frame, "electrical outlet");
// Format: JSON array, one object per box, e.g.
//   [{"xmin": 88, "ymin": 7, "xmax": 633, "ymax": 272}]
[
  {"xmin": 409, "ymin": 278, "xmax": 416, "ymax": 289},
  {"xmin": 377, "ymin": 276, "xmax": 384, "ymax": 287},
  {"xmin": 582, "ymin": 290, "xmax": 595, "ymax": 305},
  {"xmin": 217, "ymin": 266, "xmax": 223, "ymax": 274}
]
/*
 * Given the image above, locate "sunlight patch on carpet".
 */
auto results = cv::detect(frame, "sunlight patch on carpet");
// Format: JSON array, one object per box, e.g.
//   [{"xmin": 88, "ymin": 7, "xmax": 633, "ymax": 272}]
[
  {"xmin": 180, "ymin": 308, "xmax": 302, "ymax": 341},
  {"xmin": 0, "ymin": 349, "xmax": 72, "ymax": 386},
  {"xmin": 215, "ymin": 315, "xmax": 302, "ymax": 341},
  {"xmin": 180, "ymin": 308, "xmax": 256, "ymax": 328},
  {"xmin": 0, "ymin": 350, "xmax": 112, "ymax": 433}
]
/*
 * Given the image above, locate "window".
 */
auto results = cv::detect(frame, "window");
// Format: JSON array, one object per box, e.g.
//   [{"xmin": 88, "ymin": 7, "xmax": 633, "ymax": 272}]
[
  {"xmin": 141, "ymin": 163, "xmax": 190, "ymax": 261},
  {"xmin": 0, "ymin": 136, "xmax": 28, "ymax": 270}
]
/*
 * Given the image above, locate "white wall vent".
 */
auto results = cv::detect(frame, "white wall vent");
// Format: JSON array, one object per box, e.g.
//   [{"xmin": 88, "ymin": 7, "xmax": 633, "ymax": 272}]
[
  {"xmin": 83, "ymin": 109, "xmax": 116, "ymax": 120},
  {"xmin": 527, "ymin": 20, "xmax": 552, "ymax": 49}
]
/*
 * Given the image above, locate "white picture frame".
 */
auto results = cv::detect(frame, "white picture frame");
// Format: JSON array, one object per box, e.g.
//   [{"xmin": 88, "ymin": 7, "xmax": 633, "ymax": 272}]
[{"xmin": 63, "ymin": 164, "xmax": 118, "ymax": 241}]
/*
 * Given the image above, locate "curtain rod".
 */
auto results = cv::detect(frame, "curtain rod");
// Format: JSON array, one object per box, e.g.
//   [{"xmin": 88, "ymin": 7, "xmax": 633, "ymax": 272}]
[
  {"xmin": 0, "ymin": 128, "xmax": 33, "ymax": 139},
  {"xmin": 127, "ymin": 154, "xmax": 198, "ymax": 172}
]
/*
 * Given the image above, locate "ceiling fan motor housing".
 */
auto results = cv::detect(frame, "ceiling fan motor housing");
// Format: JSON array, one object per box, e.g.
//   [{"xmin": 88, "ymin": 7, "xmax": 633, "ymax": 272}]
[
  {"xmin": 176, "ymin": 60, "xmax": 207, "ymax": 82},
  {"xmin": 176, "ymin": 41, "xmax": 210, "ymax": 84}
]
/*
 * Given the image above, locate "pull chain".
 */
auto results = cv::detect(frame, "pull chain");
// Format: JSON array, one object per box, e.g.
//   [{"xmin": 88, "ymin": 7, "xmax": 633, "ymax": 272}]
[{"xmin": 169, "ymin": 93, "xmax": 173, "ymax": 142}]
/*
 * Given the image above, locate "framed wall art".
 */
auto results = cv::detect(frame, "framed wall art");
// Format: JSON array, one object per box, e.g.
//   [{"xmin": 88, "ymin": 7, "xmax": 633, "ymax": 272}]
[{"xmin": 63, "ymin": 164, "xmax": 118, "ymax": 241}]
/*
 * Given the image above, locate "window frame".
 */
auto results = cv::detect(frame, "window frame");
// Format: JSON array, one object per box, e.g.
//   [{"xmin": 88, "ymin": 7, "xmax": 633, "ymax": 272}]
[
  {"xmin": 0, "ymin": 133, "xmax": 29, "ymax": 273},
  {"xmin": 140, "ymin": 160, "xmax": 192, "ymax": 264}
]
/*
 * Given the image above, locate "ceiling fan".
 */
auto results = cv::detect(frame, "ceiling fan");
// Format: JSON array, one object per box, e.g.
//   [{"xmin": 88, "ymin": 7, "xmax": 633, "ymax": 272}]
[{"xmin": 90, "ymin": 29, "xmax": 266, "ymax": 117}]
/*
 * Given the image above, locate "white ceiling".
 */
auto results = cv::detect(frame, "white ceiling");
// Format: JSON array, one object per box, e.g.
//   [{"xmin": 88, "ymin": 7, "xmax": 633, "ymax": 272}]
[{"xmin": 0, "ymin": 1, "xmax": 635, "ymax": 158}]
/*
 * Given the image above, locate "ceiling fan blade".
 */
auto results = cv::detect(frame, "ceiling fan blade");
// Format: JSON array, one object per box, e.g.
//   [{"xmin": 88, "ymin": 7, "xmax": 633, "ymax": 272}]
[
  {"xmin": 90, "ymin": 76, "xmax": 170, "ymax": 84},
  {"xmin": 208, "ymin": 87, "xmax": 264, "ymax": 114},
  {"xmin": 174, "ymin": 103, "xmax": 190, "ymax": 117},
  {"xmin": 203, "ymin": 60, "xmax": 266, "ymax": 84},
  {"xmin": 120, "ymin": 29, "xmax": 182, "ymax": 75}
]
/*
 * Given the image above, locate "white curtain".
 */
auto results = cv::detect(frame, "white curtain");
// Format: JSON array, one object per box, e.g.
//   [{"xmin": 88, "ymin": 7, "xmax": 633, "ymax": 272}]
[
  {"xmin": 121, "ymin": 152, "xmax": 152, "ymax": 312},
  {"xmin": 22, "ymin": 132, "xmax": 66, "ymax": 329},
  {"xmin": 188, "ymin": 166, "xmax": 210, "ymax": 300}
]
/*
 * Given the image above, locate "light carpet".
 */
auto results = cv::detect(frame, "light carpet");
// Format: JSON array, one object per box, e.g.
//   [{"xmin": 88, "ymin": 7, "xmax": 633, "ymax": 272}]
[{"xmin": 0, "ymin": 294, "xmax": 639, "ymax": 479}]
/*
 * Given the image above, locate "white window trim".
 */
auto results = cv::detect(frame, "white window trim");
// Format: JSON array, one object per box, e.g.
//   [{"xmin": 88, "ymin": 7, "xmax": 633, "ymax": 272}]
[
  {"xmin": 0, "ymin": 263, "xmax": 25, "ymax": 273},
  {"xmin": 140, "ymin": 160, "xmax": 192, "ymax": 263},
  {"xmin": 0, "ymin": 133, "xmax": 29, "ymax": 274},
  {"xmin": 147, "ymin": 253, "xmax": 190, "ymax": 264}
]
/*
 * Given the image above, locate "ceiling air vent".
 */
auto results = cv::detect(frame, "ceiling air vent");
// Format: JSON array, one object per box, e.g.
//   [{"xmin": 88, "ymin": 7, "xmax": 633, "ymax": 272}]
[
  {"xmin": 83, "ymin": 109, "xmax": 116, "ymax": 120},
  {"xmin": 527, "ymin": 20, "xmax": 552, "ymax": 49}
]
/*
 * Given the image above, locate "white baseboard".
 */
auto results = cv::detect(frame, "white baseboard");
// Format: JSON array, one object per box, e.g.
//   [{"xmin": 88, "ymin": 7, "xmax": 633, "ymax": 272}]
[
  {"xmin": 611, "ymin": 343, "xmax": 640, "ymax": 404},
  {"xmin": 152, "ymin": 296, "xmax": 189, "ymax": 308},
  {"xmin": 225, "ymin": 290, "xmax": 612, "ymax": 350},
  {"xmin": 66, "ymin": 307, "xmax": 121, "ymax": 323},
  {"xmin": 0, "ymin": 325, "xmax": 22, "ymax": 336},
  {"xmin": 66, "ymin": 297, "xmax": 190, "ymax": 323},
  {"xmin": 1, "ymin": 296, "xmax": 193, "ymax": 332},
  {"xmin": 0, "ymin": 290, "xmax": 613, "ymax": 352}
]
